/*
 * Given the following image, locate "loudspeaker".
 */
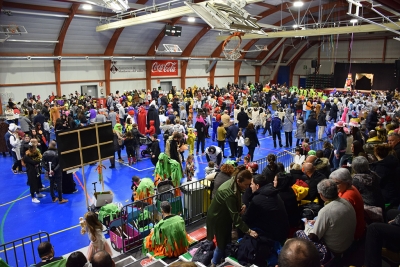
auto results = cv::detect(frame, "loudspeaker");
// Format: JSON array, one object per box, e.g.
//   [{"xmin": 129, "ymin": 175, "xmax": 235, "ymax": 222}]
[
  {"xmin": 311, "ymin": 60, "xmax": 317, "ymax": 68},
  {"xmin": 395, "ymin": 60, "xmax": 400, "ymax": 70}
]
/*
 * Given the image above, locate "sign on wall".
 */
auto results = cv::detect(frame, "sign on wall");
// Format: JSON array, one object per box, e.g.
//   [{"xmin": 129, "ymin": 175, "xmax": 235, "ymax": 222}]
[{"xmin": 151, "ymin": 60, "xmax": 178, "ymax": 76}]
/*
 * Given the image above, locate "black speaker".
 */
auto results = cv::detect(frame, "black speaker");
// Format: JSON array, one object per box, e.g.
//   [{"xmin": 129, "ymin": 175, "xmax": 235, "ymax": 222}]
[
  {"xmin": 311, "ymin": 60, "xmax": 317, "ymax": 68},
  {"xmin": 395, "ymin": 60, "xmax": 400, "ymax": 70}
]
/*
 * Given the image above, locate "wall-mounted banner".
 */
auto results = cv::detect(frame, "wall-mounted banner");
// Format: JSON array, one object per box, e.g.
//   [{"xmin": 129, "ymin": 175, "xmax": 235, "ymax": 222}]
[
  {"xmin": 151, "ymin": 60, "xmax": 178, "ymax": 76},
  {"xmin": 110, "ymin": 61, "xmax": 145, "ymax": 73}
]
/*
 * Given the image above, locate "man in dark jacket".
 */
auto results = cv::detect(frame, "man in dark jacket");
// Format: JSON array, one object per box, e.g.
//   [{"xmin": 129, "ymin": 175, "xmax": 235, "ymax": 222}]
[
  {"xmin": 302, "ymin": 162, "xmax": 326, "ymax": 205},
  {"xmin": 271, "ymin": 113, "xmax": 283, "ymax": 148},
  {"xmin": 237, "ymin": 107, "xmax": 249, "ymax": 129},
  {"xmin": 388, "ymin": 132, "xmax": 400, "ymax": 162},
  {"xmin": 132, "ymin": 123, "xmax": 145, "ymax": 161},
  {"xmin": 306, "ymin": 114, "xmax": 318, "ymax": 142},
  {"xmin": 329, "ymin": 100, "xmax": 338, "ymax": 122},
  {"xmin": 42, "ymin": 141, "xmax": 68, "ymax": 204},
  {"xmin": 147, "ymin": 105, "xmax": 161, "ymax": 135},
  {"xmin": 150, "ymin": 134, "xmax": 161, "ymax": 166},
  {"xmin": 366, "ymin": 106, "xmax": 379, "ymax": 131},
  {"xmin": 151, "ymin": 88, "xmax": 159, "ymax": 101},
  {"xmin": 33, "ymin": 110, "xmax": 46, "ymax": 130},
  {"xmin": 317, "ymin": 109, "xmax": 327, "ymax": 140},
  {"xmin": 226, "ymin": 120, "xmax": 239, "ymax": 158}
]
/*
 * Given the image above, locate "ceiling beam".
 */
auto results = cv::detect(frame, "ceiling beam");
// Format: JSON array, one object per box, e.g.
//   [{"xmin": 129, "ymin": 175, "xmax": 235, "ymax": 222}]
[
  {"xmin": 256, "ymin": 0, "xmax": 314, "ymax": 21},
  {"xmin": 254, "ymin": 2, "xmax": 280, "ymax": 10},
  {"xmin": 136, "ymin": 0, "xmax": 148, "ymax": 4}
]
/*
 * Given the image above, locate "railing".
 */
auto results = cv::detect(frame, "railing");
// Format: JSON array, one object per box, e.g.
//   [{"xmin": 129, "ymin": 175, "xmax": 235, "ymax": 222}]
[
  {"xmin": 0, "ymin": 232, "xmax": 50, "ymax": 267},
  {"xmin": 110, "ymin": 180, "xmax": 211, "ymax": 254},
  {"xmin": 254, "ymin": 138, "xmax": 329, "ymax": 171}
]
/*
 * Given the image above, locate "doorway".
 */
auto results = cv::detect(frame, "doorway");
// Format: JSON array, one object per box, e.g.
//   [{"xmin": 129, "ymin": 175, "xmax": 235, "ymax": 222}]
[
  {"xmin": 81, "ymin": 85, "xmax": 98, "ymax": 98},
  {"xmin": 160, "ymin": 81, "xmax": 172, "ymax": 94}
]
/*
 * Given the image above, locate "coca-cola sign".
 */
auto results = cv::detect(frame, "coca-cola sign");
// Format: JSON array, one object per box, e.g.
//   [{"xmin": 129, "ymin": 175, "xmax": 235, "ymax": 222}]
[{"xmin": 151, "ymin": 60, "xmax": 178, "ymax": 76}]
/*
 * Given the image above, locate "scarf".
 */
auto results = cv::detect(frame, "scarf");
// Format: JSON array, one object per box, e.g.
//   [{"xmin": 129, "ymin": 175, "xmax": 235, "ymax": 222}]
[{"xmin": 196, "ymin": 116, "xmax": 206, "ymax": 126}]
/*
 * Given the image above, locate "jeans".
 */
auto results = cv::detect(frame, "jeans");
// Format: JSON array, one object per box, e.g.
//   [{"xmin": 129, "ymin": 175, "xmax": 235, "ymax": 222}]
[
  {"xmin": 365, "ymin": 209, "xmax": 400, "ymax": 267},
  {"xmin": 217, "ymin": 141, "xmax": 225, "ymax": 154},
  {"xmin": 212, "ymin": 246, "xmax": 225, "ymax": 265},
  {"xmin": 196, "ymin": 137, "xmax": 205, "ymax": 153},
  {"xmin": 237, "ymin": 146, "xmax": 243, "ymax": 158},
  {"xmin": 284, "ymin": 131, "xmax": 292, "ymax": 147},
  {"xmin": 229, "ymin": 142, "xmax": 237, "ymax": 157},
  {"xmin": 50, "ymin": 176, "xmax": 63, "ymax": 201},
  {"xmin": 318, "ymin": 126, "xmax": 326, "ymax": 139},
  {"xmin": 307, "ymin": 132, "xmax": 316, "ymax": 142},
  {"xmin": 333, "ymin": 151, "xmax": 345, "ymax": 169},
  {"xmin": 272, "ymin": 131, "xmax": 282, "ymax": 147},
  {"xmin": 296, "ymin": 138, "xmax": 303, "ymax": 147}
]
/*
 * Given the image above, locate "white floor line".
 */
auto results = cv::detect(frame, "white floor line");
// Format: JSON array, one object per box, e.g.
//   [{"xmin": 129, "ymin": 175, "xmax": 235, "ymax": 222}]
[
  {"xmin": 120, "ymin": 162, "xmax": 154, "ymax": 172},
  {"xmin": 0, "ymin": 186, "xmax": 50, "ymax": 207}
]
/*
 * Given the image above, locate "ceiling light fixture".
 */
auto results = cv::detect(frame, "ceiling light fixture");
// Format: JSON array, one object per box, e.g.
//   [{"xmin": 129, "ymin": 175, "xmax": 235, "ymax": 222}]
[
  {"xmin": 188, "ymin": 17, "xmax": 195, "ymax": 22},
  {"xmin": 293, "ymin": 24, "xmax": 298, "ymax": 28},
  {"xmin": 102, "ymin": 0, "xmax": 129, "ymax": 13},
  {"xmin": 82, "ymin": 4, "xmax": 93, "ymax": 10},
  {"xmin": 350, "ymin": 19, "xmax": 358, "ymax": 23},
  {"xmin": 293, "ymin": 1, "xmax": 304, "ymax": 7}
]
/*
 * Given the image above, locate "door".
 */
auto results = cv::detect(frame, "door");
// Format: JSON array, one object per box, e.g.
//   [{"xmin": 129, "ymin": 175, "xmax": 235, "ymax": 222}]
[
  {"xmin": 299, "ymin": 77, "xmax": 306, "ymax": 88},
  {"xmin": 160, "ymin": 81, "xmax": 172, "ymax": 94},
  {"xmin": 277, "ymin": 66, "xmax": 290, "ymax": 86},
  {"xmin": 81, "ymin": 85, "xmax": 98, "ymax": 98}
]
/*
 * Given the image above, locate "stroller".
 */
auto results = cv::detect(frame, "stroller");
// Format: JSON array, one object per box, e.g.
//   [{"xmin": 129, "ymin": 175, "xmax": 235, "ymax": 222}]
[
  {"xmin": 140, "ymin": 136, "xmax": 153, "ymax": 158},
  {"xmin": 155, "ymin": 180, "xmax": 175, "ymax": 201}
]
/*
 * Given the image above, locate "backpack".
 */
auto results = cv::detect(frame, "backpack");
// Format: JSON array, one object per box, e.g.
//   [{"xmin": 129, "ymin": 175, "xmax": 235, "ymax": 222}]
[
  {"xmin": 299, "ymin": 202, "xmax": 322, "ymax": 220},
  {"xmin": 237, "ymin": 234, "xmax": 273, "ymax": 266},
  {"xmin": 192, "ymin": 240, "xmax": 215, "ymax": 265}
]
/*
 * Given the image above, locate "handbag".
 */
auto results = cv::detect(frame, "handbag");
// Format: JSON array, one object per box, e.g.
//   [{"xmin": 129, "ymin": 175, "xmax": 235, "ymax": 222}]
[{"xmin": 244, "ymin": 137, "xmax": 251, "ymax": 146}]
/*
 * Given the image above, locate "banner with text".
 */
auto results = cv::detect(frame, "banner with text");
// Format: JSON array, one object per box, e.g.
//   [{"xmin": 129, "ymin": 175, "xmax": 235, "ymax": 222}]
[{"xmin": 151, "ymin": 60, "xmax": 178, "ymax": 76}]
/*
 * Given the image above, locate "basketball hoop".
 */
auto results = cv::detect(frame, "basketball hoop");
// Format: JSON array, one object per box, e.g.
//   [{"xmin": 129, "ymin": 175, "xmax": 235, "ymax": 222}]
[{"xmin": 222, "ymin": 32, "xmax": 243, "ymax": 61}]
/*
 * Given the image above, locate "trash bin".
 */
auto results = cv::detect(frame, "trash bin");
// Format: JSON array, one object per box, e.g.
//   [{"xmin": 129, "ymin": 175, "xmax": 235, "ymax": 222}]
[{"xmin": 181, "ymin": 182, "xmax": 206, "ymax": 220}]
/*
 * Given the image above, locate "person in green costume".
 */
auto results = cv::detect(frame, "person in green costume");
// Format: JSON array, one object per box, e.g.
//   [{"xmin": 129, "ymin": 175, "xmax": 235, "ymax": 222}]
[
  {"xmin": 143, "ymin": 201, "xmax": 191, "ymax": 257},
  {"xmin": 206, "ymin": 166, "xmax": 258, "ymax": 266}
]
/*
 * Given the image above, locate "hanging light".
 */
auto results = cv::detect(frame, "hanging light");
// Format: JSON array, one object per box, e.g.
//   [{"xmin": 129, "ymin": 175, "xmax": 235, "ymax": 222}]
[
  {"xmin": 293, "ymin": 1, "xmax": 304, "ymax": 7},
  {"xmin": 350, "ymin": 19, "xmax": 358, "ymax": 24},
  {"xmin": 82, "ymin": 4, "xmax": 93, "ymax": 10}
]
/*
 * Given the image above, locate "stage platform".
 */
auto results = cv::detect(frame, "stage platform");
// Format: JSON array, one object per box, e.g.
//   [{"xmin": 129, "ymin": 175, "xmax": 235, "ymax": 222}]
[{"xmin": 322, "ymin": 88, "xmax": 372, "ymax": 94}]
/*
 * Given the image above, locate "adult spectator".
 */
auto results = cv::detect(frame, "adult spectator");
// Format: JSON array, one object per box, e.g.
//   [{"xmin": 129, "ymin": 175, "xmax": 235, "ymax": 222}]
[
  {"xmin": 205, "ymin": 146, "xmax": 223, "ymax": 167},
  {"xmin": 168, "ymin": 132, "xmax": 183, "ymax": 165},
  {"xmin": 107, "ymin": 107, "xmax": 117, "ymax": 127},
  {"xmin": 282, "ymin": 108, "xmax": 294, "ymax": 148},
  {"xmin": 332, "ymin": 121, "xmax": 347, "ymax": 169},
  {"xmin": 206, "ymin": 163, "xmax": 236, "ymax": 198},
  {"xmin": 95, "ymin": 109, "xmax": 107, "ymax": 123},
  {"xmin": 35, "ymin": 241, "xmax": 65, "ymax": 267},
  {"xmin": 221, "ymin": 110, "xmax": 230, "ymax": 128},
  {"xmin": 329, "ymin": 168, "xmax": 365, "ymax": 240},
  {"xmin": 277, "ymin": 238, "xmax": 321, "ymax": 267},
  {"xmin": 143, "ymin": 201, "xmax": 190, "ymax": 257},
  {"xmin": 91, "ymin": 251, "xmax": 115, "ymax": 267},
  {"xmin": 131, "ymin": 123, "xmax": 145, "ymax": 162},
  {"xmin": 226, "ymin": 120, "xmax": 239, "ymax": 158},
  {"xmin": 116, "ymin": 103, "xmax": 125, "ymax": 126},
  {"xmin": 366, "ymin": 106, "xmax": 379, "ymax": 131},
  {"xmin": 206, "ymin": 168, "xmax": 257, "ymax": 266},
  {"xmin": 149, "ymin": 134, "xmax": 160, "ymax": 167},
  {"xmin": 261, "ymin": 154, "xmax": 279, "ymax": 180},
  {"xmin": 363, "ymin": 130, "xmax": 384, "ymax": 159},
  {"xmin": 19, "ymin": 111, "xmax": 32, "ymax": 134},
  {"xmin": 352, "ymin": 156, "xmax": 384, "ymax": 223},
  {"xmin": 216, "ymin": 122, "xmax": 227, "ymax": 156},
  {"xmin": 33, "ymin": 110, "xmax": 45, "ymax": 130},
  {"xmin": 0, "ymin": 118, "xmax": 9, "ymax": 157},
  {"xmin": 370, "ymin": 144, "xmax": 400, "ymax": 209},
  {"xmin": 237, "ymin": 107, "xmax": 249, "ymax": 129},
  {"xmin": 271, "ymin": 113, "xmax": 283, "ymax": 149},
  {"xmin": 147, "ymin": 104, "xmax": 161, "ymax": 135},
  {"xmin": 9, "ymin": 123, "xmax": 22, "ymax": 174},
  {"xmin": 387, "ymin": 132, "xmax": 400, "ymax": 161},
  {"xmin": 313, "ymin": 151, "xmax": 331, "ymax": 178},
  {"xmin": 298, "ymin": 179, "xmax": 356, "ymax": 255},
  {"xmin": 305, "ymin": 114, "xmax": 318, "ymax": 142},
  {"xmin": 244, "ymin": 122, "xmax": 259, "ymax": 161},
  {"xmin": 25, "ymin": 138, "xmax": 45, "ymax": 203},
  {"xmin": 302, "ymin": 162, "xmax": 325, "ymax": 205},
  {"xmin": 243, "ymin": 174, "xmax": 289, "ymax": 244},
  {"xmin": 317, "ymin": 108, "xmax": 327, "ymax": 140},
  {"xmin": 364, "ymin": 209, "xmax": 400, "ymax": 267},
  {"xmin": 329, "ymin": 100, "xmax": 338, "ymax": 122},
  {"xmin": 295, "ymin": 118, "xmax": 306, "ymax": 146},
  {"xmin": 195, "ymin": 114, "xmax": 207, "ymax": 155},
  {"xmin": 274, "ymin": 172, "xmax": 300, "ymax": 227},
  {"xmin": 42, "ymin": 141, "xmax": 68, "ymax": 204},
  {"xmin": 66, "ymin": 251, "xmax": 88, "ymax": 267}
]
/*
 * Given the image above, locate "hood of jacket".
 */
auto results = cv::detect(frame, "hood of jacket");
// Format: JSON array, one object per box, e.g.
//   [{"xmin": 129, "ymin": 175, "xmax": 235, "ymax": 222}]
[
  {"xmin": 254, "ymin": 183, "xmax": 279, "ymax": 198},
  {"xmin": 353, "ymin": 171, "xmax": 379, "ymax": 186},
  {"xmin": 150, "ymin": 120, "xmax": 155, "ymax": 126},
  {"xmin": 314, "ymin": 157, "xmax": 329, "ymax": 171},
  {"xmin": 148, "ymin": 105, "xmax": 156, "ymax": 112}
]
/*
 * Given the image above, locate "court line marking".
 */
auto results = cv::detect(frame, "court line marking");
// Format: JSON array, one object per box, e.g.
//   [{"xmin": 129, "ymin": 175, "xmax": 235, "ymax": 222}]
[
  {"xmin": 0, "ymin": 186, "xmax": 50, "ymax": 207},
  {"xmin": 120, "ymin": 162, "xmax": 154, "ymax": 172}
]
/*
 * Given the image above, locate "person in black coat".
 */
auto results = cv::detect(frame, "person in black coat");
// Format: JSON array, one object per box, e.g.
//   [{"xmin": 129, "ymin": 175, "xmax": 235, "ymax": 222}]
[
  {"xmin": 366, "ymin": 106, "xmax": 379, "ymax": 131},
  {"xmin": 195, "ymin": 115, "xmax": 207, "ymax": 154},
  {"xmin": 226, "ymin": 121, "xmax": 239, "ymax": 158},
  {"xmin": 305, "ymin": 114, "xmax": 318, "ymax": 142},
  {"xmin": 150, "ymin": 134, "xmax": 161, "ymax": 167},
  {"xmin": 243, "ymin": 174, "xmax": 289, "ymax": 244},
  {"xmin": 274, "ymin": 172, "xmax": 300, "ymax": 227},
  {"xmin": 302, "ymin": 162, "xmax": 326, "ymax": 205},
  {"xmin": 244, "ymin": 123, "xmax": 259, "ymax": 161},
  {"xmin": 329, "ymin": 101, "xmax": 338, "ymax": 122},
  {"xmin": 147, "ymin": 105, "xmax": 161, "ymax": 135},
  {"xmin": 237, "ymin": 107, "xmax": 249, "ymax": 129}
]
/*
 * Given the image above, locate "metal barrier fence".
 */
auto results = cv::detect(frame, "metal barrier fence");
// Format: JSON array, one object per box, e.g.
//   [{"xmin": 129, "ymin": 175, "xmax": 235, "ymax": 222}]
[
  {"xmin": 254, "ymin": 138, "xmax": 329, "ymax": 171},
  {"xmin": 0, "ymin": 231, "xmax": 50, "ymax": 267},
  {"xmin": 110, "ymin": 180, "xmax": 211, "ymax": 254}
]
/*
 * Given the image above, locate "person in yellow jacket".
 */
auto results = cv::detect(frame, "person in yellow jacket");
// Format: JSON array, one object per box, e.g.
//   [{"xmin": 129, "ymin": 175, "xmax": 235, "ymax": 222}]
[{"xmin": 217, "ymin": 122, "xmax": 227, "ymax": 157}]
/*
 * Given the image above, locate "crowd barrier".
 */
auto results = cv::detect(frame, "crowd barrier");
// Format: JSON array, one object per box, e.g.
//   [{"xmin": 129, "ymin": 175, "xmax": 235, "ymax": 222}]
[
  {"xmin": 254, "ymin": 138, "xmax": 329, "ymax": 171},
  {"xmin": 0, "ymin": 231, "xmax": 50, "ymax": 267}
]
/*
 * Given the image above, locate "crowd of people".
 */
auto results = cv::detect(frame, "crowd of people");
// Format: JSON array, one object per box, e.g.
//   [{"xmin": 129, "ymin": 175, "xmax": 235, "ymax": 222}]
[{"xmin": 2, "ymin": 82, "xmax": 400, "ymax": 266}]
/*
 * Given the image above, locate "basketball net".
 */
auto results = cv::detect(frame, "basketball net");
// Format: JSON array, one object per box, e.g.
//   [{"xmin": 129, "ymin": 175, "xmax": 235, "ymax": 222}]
[{"xmin": 222, "ymin": 32, "xmax": 243, "ymax": 61}]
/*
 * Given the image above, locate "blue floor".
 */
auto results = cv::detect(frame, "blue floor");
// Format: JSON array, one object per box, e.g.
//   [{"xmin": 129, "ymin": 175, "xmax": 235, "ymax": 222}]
[{"xmin": 0, "ymin": 128, "xmax": 294, "ymax": 262}]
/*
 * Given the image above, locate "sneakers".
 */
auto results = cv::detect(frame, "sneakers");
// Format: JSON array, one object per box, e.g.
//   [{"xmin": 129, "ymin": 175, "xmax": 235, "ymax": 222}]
[
  {"xmin": 36, "ymin": 193, "xmax": 46, "ymax": 198},
  {"xmin": 382, "ymin": 248, "xmax": 400, "ymax": 264},
  {"xmin": 72, "ymin": 189, "xmax": 78, "ymax": 193},
  {"xmin": 52, "ymin": 198, "xmax": 59, "ymax": 203},
  {"xmin": 118, "ymin": 158, "xmax": 124, "ymax": 163},
  {"xmin": 12, "ymin": 169, "xmax": 18, "ymax": 174},
  {"xmin": 32, "ymin": 198, "xmax": 40, "ymax": 203},
  {"xmin": 59, "ymin": 199, "xmax": 68, "ymax": 204}
]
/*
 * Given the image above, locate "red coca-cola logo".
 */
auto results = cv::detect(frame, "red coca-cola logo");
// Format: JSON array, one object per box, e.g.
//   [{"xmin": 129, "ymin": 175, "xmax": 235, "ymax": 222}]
[{"xmin": 151, "ymin": 60, "xmax": 178, "ymax": 76}]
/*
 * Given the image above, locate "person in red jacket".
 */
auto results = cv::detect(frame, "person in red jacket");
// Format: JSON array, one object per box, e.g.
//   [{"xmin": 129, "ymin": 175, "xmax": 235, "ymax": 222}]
[{"xmin": 145, "ymin": 120, "xmax": 156, "ymax": 136}]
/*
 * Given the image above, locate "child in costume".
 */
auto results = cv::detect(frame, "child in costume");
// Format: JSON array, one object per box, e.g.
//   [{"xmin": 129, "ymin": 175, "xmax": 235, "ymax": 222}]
[
  {"xmin": 205, "ymin": 161, "xmax": 216, "ymax": 176},
  {"xmin": 142, "ymin": 201, "xmax": 191, "ymax": 257},
  {"xmin": 79, "ymin": 211, "xmax": 112, "ymax": 261},
  {"xmin": 185, "ymin": 155, "xmax": 195, "ymax": 182},
  {"xmin": 186, "ymin": 128, "xmax": 196, "ymax": 156}
]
